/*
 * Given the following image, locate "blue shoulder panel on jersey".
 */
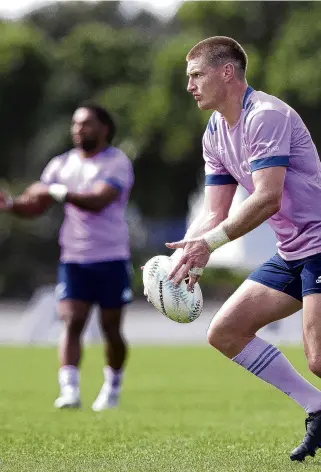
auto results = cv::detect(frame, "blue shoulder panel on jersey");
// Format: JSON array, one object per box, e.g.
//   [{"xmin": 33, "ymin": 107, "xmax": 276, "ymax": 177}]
[
  {"xmin": 244, "ymin": 101, "xmax": 255, "ymax": 125},
  {"xmin": 104, "ymin": 178, "xmax": 123, "ymax": 192},
  {"xmin": 242, "ymin": 86, "xmax": 254, "ymax": 108},
  {"xmin": 205, "ymin": 174, "xmax": 238, "ymax": 185},
  {"xmin": 250, "ymin": 156, "xmax": 290, "ymax": 172},
  {"xmin": 208, "ymin": 112, "xmax": 217, "ymax": 135}
]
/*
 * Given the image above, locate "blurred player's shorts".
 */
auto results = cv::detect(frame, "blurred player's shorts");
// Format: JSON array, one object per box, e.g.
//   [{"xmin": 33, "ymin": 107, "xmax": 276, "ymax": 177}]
[{"xmin": 56, "ymin": 260, "xmax": 133, "ymax": 308}]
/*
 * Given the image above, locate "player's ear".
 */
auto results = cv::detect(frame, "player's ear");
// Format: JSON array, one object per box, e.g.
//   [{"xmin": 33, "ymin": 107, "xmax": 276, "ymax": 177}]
[{"xmin": 223, "ymin": 63, "xmax": 234, "ymax": 81}]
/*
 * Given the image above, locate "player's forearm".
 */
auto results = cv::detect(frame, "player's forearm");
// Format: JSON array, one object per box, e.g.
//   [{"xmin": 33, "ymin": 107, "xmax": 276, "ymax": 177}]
[
  {"xmin": 65, "ymin": 192, "xmax": 109, "ymax": 212},
  {"xmin": 9, "ymin": 196, "xmax": 46, "ymax": 218},
  {"xmin": 185, "ymin": 185, "xmax": 235, "ymax": 239},
  {"xmin": 166, "ymin": 209, "xmax": 228, "ymax": 262},
  {"xmin": 201, "ymin": 192, "xmax": 280, "ymax": 252},
  {"xmin": 221, "ymin": 192, "xmax": 280, "ymax": 241},
  {"xmin": 185, "ymin": 211, "xmax": 226, "ymax": 239}
]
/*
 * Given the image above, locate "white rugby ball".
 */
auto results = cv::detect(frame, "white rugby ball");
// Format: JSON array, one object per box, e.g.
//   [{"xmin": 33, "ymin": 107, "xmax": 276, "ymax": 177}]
[{"xmin": 143, "ymin": 255, "xmax": 203, "ymax": 323}]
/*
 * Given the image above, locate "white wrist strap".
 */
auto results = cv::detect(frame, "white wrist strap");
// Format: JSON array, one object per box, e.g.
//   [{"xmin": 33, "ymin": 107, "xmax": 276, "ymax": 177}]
[
  {"xmin": 203, "ymin": 226, "xmax": 230, "ymax": 252},
  {"xmin": 48, "ymin": 184, "xmax": 68, "ymax": 203}
]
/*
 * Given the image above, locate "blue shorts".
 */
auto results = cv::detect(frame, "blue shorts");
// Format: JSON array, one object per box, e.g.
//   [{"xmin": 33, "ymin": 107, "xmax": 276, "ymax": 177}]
[
  {"xmin": 248, "ymin": 252, "xmax": 321, "ymax": 302},
  {"xmin": 56, "ymin": 260, "xmax": 133, "ymax": 309}
]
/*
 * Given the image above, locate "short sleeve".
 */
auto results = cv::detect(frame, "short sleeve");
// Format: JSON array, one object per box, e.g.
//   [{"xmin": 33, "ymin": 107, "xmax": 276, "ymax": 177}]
[
  {"xmin": 40, "ymin": 155, "xmax": 64, "ymax": 185},
  {"xmin": 247, "ymin": 110, "xmax": 291, "ymax": 172},
  {"xmin": 102, "ymin": 156, "xmax": 134, "ymax": 193},
  {"xmin": 203, "ymin": 127, "xmax": 237, "ymax": 186}
]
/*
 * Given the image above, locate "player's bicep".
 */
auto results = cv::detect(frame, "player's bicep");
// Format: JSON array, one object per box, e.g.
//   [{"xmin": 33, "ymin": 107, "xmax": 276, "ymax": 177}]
[
  {"xmin": 92, "ymin": 180, "xmax": 121, "ymax": 205},
  {"xmin": 247, "ymin": 110, "xmax": 290, "ymax": 206},
  {"xmin": 202, "ymin": 123, "xmax": 237, "ymax": 218},
  {"xmin": 204, "ymin": 182, "xmax": 237, "ymax": 218},
  {"xmin": 252, "ymin": 166, "xmax": 286, "ymax": 205}
]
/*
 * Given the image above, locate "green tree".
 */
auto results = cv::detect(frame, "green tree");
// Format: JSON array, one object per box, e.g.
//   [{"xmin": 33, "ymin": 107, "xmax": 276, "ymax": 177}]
[
  {"xmin": 25, "ymin": 1, "xmax": 165, "ymax": 41},
  {"xmin": 24, "ymin": 23, "xmax": 151, "ymax": 174},
  {"xmin": 0, "ymin": 23, "xmax": 52, "ymax": 179},
  {"xmin": 25, "ymin": 1, "xmax": 124, "ymax": 40}
]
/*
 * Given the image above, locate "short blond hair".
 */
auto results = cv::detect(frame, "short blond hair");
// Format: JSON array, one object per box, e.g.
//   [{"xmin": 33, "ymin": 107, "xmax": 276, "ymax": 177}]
[{"xmin": 187, "ymin": 36, "xmax": 248, "ymax": 76}]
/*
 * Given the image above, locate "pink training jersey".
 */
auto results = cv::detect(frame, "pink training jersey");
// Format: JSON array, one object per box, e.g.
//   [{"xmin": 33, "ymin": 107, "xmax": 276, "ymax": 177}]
[
  {"xmin": 203, "ymin": 86, "xmax": 321, "ymax": 261},
  {"xmin": 41, "ymin": 146, "xmax": 134, "ymax": 263}
]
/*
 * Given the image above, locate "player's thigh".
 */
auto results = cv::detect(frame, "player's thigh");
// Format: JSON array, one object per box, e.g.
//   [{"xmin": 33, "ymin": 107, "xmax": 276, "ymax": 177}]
[
  {"xmin": 208, "ymin": 281, "xmax": 301, "ymax": 344},
  {"xmin": 302, "ymin": 294, "xmax": 321, "ymax": 366},
  {"xmin": 301, "ymin": 254, "xmax": 321, "ymax": 369},
  {"xmin": 58, "ymin": 300, "xmax": 92, "ymax": 328},
  {"xmin": 94, "ymin": 260, "xmax": 133, "ymax": 313},
  {"xmin": 99, "ymin": 307, "xmax": 124, "ymax": 336},
  {"xmin": 208, "ymin": 254, "xmax": 302, "ymax": 341},
  {"xmin": 93, "ymin": 260, "xmax": 132, "ymax": 334},
  {"xmin": 56, "ymin": 262, "xmax": 94, "ymax": 325}
]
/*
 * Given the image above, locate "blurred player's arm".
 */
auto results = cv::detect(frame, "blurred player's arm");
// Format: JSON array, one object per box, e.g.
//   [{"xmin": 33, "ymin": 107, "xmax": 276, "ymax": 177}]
[{"xmin": 0, "ymin": 182, "xmax": 54, "ymax": 218}]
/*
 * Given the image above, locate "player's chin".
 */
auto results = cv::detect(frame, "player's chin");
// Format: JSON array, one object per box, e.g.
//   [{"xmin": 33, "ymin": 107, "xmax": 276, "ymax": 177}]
[
  {"xmin": 72, "ymin": 138, "xmax": 82, "ymax": 147},
  {"xmin": 197, "ymin": 101, "xmax": 212, "ymax": 110},
  {"xmin": 73, "ymin": 136, "xmax": 87, "ymax": 146}
]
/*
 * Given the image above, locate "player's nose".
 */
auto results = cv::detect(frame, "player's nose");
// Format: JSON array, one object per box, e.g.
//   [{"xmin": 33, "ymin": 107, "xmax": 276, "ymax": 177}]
[{"xmin": 187, "ymin": 78, "xmax": 196, "ymax": 92}]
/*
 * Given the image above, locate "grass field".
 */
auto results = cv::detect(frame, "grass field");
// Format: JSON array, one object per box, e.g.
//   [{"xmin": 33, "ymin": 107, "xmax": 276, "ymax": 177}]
[{"xmin": 0, "ymin": 345, "xmax": 320, "ymax": 471}]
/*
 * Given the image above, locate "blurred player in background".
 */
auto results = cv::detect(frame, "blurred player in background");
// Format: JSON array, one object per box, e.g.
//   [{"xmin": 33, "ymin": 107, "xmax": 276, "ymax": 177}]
[
  {"xmin": 163, "ymin": 36, "xmax": 321, "ymax": 461},
  {"xmin": 0, "ymin": 103, "xmax": 134, "ymax": 411}
]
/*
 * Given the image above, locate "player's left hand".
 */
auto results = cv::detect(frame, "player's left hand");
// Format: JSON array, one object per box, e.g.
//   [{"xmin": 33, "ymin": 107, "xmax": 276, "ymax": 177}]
[{"xmin": 166, "ymin": 238, "xmax": 210, "ymax": 290}]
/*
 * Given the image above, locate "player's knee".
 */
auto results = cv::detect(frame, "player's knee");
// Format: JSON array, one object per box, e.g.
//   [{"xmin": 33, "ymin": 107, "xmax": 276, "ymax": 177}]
[
  {"xmin": 207, "ymin": 325, "xmax": 235, "ymax": 355},
  {"xmin": 61, "ymin": 312, "xmax": 86, "ymax": 336},
  {"xmin": 103, "ymin": 325, "xmax": 124, "ymax": 344},
  {"xmin": 100, "ymin": 309, "xmax": 123, "ymax": 339},
  {"xmin": 307, "ymin": 356, "xmax": 321, "ymax": 378}
]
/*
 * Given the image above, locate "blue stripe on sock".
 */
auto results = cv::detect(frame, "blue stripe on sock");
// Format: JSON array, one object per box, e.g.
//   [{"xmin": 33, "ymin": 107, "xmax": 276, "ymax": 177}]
[
  {"xmin": 254, "ymin": 351, "xmax": 281, "ymax": 376},
  {"xmin": 247, "ymin": 345, "xmax": 275, "ymax": 372},
  {"xmin": 251, "ymin": 347, "xmax": 278, "ymax": 375}
]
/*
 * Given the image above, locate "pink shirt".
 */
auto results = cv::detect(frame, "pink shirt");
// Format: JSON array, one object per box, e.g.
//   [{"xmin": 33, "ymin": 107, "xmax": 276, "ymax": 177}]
[
  {"xmin": 41, "ymin": 146, "xmax": 134, "ymax": 263},
  {"xmin": 203, "ymin": 86, "xmax": 321, "ymax": 260}
]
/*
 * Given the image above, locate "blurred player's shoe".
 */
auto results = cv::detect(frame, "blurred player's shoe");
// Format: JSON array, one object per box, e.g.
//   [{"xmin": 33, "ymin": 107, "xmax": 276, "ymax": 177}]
[
  {"xmin": 92, "ymin": 385, "xmax": 120, "ymax": 411},
  {"xmin": 290, "ymin": 411, "xmax": 321, "ymax": 461},
  {"xmin": 54, "ymin": 385, "xmax": 81, "ymax": 409}
]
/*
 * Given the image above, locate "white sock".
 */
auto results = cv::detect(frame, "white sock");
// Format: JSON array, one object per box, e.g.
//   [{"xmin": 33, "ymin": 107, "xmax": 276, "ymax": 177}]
[
  {"xmin": 103, "ymin": 366, "xmax": 123, "ymax": 392},
  {"xmin": 59, "ymin": 365, "xmax": 79, "ymax": 389}
]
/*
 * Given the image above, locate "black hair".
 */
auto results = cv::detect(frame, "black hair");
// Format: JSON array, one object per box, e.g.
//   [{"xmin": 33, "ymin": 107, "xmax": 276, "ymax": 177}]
[{"xmin": 77, "ymin": 101, "xmax": 116, "ymax": 143}]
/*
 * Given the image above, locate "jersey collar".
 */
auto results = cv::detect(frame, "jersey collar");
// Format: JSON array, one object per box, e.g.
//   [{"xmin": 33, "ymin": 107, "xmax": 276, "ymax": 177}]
[{"xmin": 242, "ymin": 86, "xmax": 254, "ymax": 109}]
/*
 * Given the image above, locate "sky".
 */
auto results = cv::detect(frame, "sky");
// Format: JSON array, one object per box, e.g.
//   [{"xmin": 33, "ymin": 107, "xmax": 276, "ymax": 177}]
[{"xmin": 0, "ymin": 0, "xmax": 183, "ymax": 20}]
